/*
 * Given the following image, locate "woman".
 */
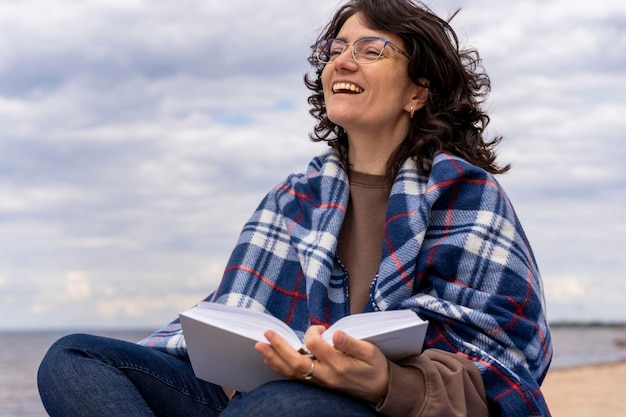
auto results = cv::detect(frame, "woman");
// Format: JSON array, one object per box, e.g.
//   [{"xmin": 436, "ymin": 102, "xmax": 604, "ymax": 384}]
[{"xmin": 38, "ymin": 0, "xmax": 552, "ymax": 416}]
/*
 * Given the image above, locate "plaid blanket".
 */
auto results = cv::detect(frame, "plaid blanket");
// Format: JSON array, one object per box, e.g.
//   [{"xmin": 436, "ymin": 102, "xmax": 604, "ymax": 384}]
[{"xmin": 140, "ymin": 150, "xmax": 552, "ymax": 416}]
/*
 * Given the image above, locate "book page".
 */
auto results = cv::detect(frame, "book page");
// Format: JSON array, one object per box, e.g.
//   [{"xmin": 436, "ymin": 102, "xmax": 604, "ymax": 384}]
[
  {"xmin": 190, "ymin": 302, "xmax": 304, "ymax": 349},
  {"xmin": 323, "ymin": 309, "xmax": 422, "ymax": 340},
  {"xmin": 322, "ymin": 309, "xmax": 428, "ymax": 360}
]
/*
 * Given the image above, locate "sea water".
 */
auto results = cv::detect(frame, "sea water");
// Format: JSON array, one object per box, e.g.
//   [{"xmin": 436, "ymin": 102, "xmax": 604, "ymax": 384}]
[
  {"xmin": 1, "ymin": 325, "xmax": 625, "ymax": 417},
  {"xmin": 0, "ymin": 330, "xmax": 151, "ymax": 417}
]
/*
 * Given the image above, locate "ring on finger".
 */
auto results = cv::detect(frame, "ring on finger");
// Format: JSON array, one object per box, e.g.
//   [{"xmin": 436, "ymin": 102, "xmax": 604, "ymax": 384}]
[{"xmin": 302, "ymin": 359, "xmax": 316, "ymax": 380}]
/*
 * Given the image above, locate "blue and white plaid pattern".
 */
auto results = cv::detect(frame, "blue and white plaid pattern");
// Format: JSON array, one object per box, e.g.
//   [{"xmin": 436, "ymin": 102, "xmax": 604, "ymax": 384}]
[{"xmin": 140, "ymin": 150, "xmax": 552, "ymax": 416}]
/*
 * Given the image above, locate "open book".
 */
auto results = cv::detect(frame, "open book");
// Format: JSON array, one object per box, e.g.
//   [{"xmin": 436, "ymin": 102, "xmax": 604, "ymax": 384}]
[{"xmin": 180, "ymin": 302, "xmax": 428, "ymax": 392}]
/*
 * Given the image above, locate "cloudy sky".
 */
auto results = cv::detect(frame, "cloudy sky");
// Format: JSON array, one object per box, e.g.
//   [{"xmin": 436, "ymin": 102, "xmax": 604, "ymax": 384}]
[{"xmin": 1, "ymin": 0, "xmax": 624, "ymax": 330}]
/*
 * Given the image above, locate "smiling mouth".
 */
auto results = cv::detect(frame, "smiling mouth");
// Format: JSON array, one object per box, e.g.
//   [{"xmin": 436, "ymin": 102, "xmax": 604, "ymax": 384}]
[{"xmin": 332, "ymin": 82, "xmax": 364, "ymax": 94}]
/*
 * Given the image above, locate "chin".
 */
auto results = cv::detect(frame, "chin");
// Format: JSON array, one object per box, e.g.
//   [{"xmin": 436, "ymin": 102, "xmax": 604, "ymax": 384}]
[{"xmin": 327, "ymin": 110, "xmax": 359, "ymax": 128}]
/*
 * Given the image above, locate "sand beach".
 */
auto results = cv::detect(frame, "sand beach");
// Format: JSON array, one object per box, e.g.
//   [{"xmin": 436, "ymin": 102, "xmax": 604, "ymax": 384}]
[{"xmin": 542, "ymin": 360, "xmax": 626, "ymax": 416}]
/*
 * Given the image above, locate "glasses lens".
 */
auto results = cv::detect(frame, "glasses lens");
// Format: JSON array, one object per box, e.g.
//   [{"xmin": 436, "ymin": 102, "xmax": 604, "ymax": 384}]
[
  {"xmin": 317, "ymin": 39, "xmax": 345, "ymax": 63},
  {"xmin": 316, "ymin": 38, "xmax": 387, "ymax": 64},
  {"xmin": 353, "ymin": 38, "xmax": 385, "ymax": 63}
]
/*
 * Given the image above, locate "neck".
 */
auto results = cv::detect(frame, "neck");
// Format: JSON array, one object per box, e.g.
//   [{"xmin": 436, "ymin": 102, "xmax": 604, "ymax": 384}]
[
  {"xmin": 347, "ymin": 140, "xmax": 392, "ymax": 175},
  {"xmin": 345, "ymin": 125, "xmax": 408, "ymax": 175}
]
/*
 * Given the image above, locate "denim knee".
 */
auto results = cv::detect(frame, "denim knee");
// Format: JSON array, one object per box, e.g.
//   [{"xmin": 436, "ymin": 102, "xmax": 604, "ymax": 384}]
[
  {"xmin": 222, "ymin": 380, "xmax": 379, "ymax": 417},
  {"xmin": 39, "ymin": 333, "xmax": 90, "ymax": 376}
]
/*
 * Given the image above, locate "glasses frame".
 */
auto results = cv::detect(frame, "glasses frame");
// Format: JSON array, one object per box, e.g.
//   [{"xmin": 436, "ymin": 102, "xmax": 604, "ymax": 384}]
[{"xmin": 316, "ymin": 37, "xmax": 410, "ymax": 64}]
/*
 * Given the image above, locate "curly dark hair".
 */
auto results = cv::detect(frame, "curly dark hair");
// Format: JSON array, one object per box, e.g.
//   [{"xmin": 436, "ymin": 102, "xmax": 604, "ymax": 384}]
[{"xmin": 305, "ymin": 0, "xmax": 509, "ymax": 182}]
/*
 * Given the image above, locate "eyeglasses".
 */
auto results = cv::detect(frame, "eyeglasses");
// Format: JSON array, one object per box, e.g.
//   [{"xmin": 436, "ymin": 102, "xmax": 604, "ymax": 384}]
[{"xmin": 316, "ymin": 37, "xmax": 410, "ymax": 64}]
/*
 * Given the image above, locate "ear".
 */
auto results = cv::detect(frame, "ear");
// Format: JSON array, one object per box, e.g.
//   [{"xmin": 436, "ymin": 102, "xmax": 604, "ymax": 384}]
[{"xmin": 404, "ymin": 78, "xmax": 429, "ymax": 117}]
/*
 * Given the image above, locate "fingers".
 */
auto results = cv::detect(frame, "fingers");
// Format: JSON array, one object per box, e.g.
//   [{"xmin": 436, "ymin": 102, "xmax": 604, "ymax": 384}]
[
  {"xmin": 320, "ymin": 331, "xmax": 390, "ymax": 401},
  {"xmin": 302, "ymin": 357, "xmax": 316, "ymax": 380},
  {"xmin": 255, "ymin": 331, "xmax": 317, "ymax": 381},
  {"xmin": 303, "ymin": 325, "xmax": 331, "ymax": 357},
  {"xmin": 331, "ymin": 330, "xmax": 378, "ymax": 361},
  {"xmin": 304, "ymin": 327, "xmax": 377, "ymax": 363},
  {"xmin": 257, "ymin": 327, "xmax": 390, "ymax": 401}
]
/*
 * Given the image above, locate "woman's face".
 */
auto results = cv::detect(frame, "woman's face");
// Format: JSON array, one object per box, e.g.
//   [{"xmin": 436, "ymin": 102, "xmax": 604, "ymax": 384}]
[{"xmin": 321, "ymin": 13, "xmax": 422, "ymax": 141}]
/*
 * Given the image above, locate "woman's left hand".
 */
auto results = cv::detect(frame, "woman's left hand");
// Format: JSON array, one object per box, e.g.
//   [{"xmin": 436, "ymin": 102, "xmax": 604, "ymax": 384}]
[{"xmin": 254, "ymin": 325, "xmax": 389, "ymax": 403}]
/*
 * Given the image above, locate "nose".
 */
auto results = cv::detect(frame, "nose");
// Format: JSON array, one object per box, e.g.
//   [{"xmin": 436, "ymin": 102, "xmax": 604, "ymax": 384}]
[{"xmin": 332, "ymin": 45, "xmax": 357, "ymax": 70}]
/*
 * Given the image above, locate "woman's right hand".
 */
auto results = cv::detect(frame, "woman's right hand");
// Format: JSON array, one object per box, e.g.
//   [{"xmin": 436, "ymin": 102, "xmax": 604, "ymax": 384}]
[{"xmin": 255, "ymin": 325, "xmax": 390, "ymax": 403}]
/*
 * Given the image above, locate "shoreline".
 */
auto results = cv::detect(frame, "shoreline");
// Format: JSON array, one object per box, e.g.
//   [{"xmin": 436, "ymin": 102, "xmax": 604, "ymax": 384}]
[{"xmin": 541, "ymin": 360, "xmax": 626, "ymax": 416}]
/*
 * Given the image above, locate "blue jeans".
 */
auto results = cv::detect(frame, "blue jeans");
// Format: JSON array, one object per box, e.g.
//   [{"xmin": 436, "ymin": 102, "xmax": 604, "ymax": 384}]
[{"xmin": 38, "ymin": 334, "xmax": 381, "ymax": 416}]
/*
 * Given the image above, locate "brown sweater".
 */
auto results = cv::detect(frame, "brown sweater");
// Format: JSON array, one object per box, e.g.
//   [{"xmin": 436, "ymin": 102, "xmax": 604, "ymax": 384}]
[{"xmin": 337, "ymin": 170, "xmax": 489, "ymax": 417}]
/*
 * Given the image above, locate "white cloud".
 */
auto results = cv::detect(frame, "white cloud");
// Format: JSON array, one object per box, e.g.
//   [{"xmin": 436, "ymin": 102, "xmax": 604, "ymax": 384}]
[
  {"xmin": 544, "ymin": 276, "xmax": 585, "ymax": 303},
  {"xmin": 64, "ymin": 271, "xmax": 91, "ymax": 300},
  {"xmin": 97, "ymin": 294, "xmax": 200, "ymax": 320}
]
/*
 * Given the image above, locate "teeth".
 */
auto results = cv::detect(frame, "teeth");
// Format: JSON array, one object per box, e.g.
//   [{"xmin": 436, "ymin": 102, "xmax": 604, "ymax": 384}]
[{"xmin": 332, "ymin": 82, "xmax": 363, "ymax": 93}]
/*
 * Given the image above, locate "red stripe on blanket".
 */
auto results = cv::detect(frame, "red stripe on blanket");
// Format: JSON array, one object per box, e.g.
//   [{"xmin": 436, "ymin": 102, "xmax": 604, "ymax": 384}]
[{"xmin": 224, "ymin": 265, "xmax": 308, "ymax": 300}]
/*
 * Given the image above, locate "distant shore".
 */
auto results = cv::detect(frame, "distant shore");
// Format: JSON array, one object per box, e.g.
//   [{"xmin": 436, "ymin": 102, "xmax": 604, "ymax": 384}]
[
  {"xmin": 549, "ymin": 322, "xmax": 626, "ymax": 328},
  {"xmin": 542, "ymin": 360, "xmax": 626, "ymax": 416}
]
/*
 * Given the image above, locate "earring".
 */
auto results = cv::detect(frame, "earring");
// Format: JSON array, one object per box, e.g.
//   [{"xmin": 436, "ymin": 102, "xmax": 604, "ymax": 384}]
[{"xmin": 410, "ymin": 106, "xmax": 415, "ymax": 119}]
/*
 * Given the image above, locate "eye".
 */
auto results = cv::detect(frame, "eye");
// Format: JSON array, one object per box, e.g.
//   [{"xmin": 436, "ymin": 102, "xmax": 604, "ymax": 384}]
[
  {"xmin": 328, "ymin": 41, "xmax": 345, "ymax": 58},
  {"xmin": 363, "ymin": 46, "xmax": 382, "ymax": 56},
  {"xmin": 328, "ymin": 47, "xmax": 343, "ymax": 58},
  {"xmin": 355, "ymin": 39, "xmax": 383, "ymax": 57}
]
